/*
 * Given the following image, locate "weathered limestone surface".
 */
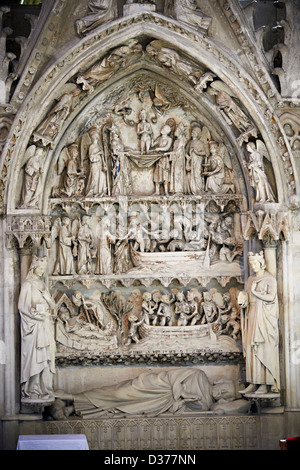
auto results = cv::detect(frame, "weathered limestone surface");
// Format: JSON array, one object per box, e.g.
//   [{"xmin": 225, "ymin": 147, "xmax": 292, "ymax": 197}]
[{"xmin": 1, "ymin": 0, "xmax": 300, "ymax": 450}]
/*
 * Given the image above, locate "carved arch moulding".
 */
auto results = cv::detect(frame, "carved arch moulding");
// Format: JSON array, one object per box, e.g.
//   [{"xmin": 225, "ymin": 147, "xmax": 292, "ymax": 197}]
[
  {"xmin": 2, "ymin": 13, "xmax": 291, "ymax": 370},
  {"xmin": 2, "ymin": 12, "xmax": 298, "ymax": 213}
]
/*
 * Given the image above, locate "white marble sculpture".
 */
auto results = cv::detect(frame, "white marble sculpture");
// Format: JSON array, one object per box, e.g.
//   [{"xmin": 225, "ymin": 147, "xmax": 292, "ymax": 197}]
[
  {"xmin": 19, "ymin": 145, "xmax": 44, "ymax": 208},
  {"xmin": 77, "ymin": 216, "xmax": 94, "ymax": 275},
  {"xmin": 52, "ymin": 217, "xmax": 77, "ymax": 276},
  {"xmin": 54, "ymin": 368, "xmax": 250, "ymax": 418},
  {"xmin": 169, "ymin": 122, "xmax": 188, "ymax": 194},
  {"xmin": 208, "ymin": 80, "xmax": 252, "ymax": 134},
  {"xmin": 203, "ymin": 141, "xmax": 235, "ymax": 194},
  {"xmin": 71, "ymin": 291, "xmax": 106, "ymax": 329},
  {"xmin": 238, "ymin": 251, "xmax": 280, "ymax": 394},
  {"xmin": 18, "ymin": 256, "xmax": 56, "ymax": 401},
  {"xmin": 185, "ymin": 124, "xmax": 209, "ymax": 194},
  {"xmin": 146, "ymin": 40, "xmax": 202, "ymax": 87},
  {"xmin": 76, "ymin": 0, "xmax": 117, "ymax": 37},
  {"xmin": 77, "ymin": 40, "xmax": 142, "ymax": 94},
  {"xmin": 110, "ymin": 123, "xmax": 132, "ymax": 196},
  {"xmin": 137, "ymin": 109, "xmax": 153, "ymax": 154},
  {"xmin": 85, "ymin": 128, "xmax": 108, "ymax": 197},
  {"xmin": 56, "ymin": 305, "xmax": 117, "ymax": 352},
  {"xmin": 246, "ymin": 140, "xmax": 276, "ymax": 203},
  {"xmin": 95, "ymin": 215, "xmax": 115, "ymax": 275},
  {"xmin": 33, "ymin": 91, "xmax": 80, "ymax": 146},
  {"xmin": 152, "ymin": 123, "xmax": 173, "ymax": 195},
  {"xmin": 54, "ymin": 144, "xmax": 80, "ymax": 197}
]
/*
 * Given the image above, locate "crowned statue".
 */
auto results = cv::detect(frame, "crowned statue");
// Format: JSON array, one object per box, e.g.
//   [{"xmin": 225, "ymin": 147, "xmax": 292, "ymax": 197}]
[
  {"xmin": 238, "ymin": 251, "xmax": 280, "ymax": 395},
  {"xmin": 18, "ymin": 256, "xmax": 56, "ymax": 401}
]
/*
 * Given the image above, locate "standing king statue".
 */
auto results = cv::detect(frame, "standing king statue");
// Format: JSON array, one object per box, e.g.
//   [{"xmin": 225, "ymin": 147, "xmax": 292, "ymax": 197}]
[
  {"xmin": 238, "ymin": 251, "xmax": 280, "ymax": 394},
  {"xmin": 18, "ymin": 256, "xmax": 56, "ymax": 401}
]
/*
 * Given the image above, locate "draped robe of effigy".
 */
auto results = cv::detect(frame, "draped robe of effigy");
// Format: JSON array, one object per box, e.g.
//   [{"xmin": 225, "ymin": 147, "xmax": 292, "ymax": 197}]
[{"xmin": 73, "ymin": 368, "xmax": 214, "ymax": 418}]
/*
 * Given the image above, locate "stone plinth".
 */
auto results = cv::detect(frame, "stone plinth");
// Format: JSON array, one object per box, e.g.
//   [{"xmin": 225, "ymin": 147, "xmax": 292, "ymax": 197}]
[{"xmin": 243, "ymin": 392, "xmax": 282, "ymax": 414}]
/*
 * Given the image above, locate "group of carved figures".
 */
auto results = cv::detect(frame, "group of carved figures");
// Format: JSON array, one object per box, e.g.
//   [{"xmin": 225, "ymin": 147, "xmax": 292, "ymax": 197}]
[
  {"xmin": 18, "ymin": 250, "xmax": 280, "ymax": 403},
  {"xmin": 49, "ymin": 210, "xmax": 242, "ymax": 276},
  {"xmin": 16, "ymin": 31, "xmax": 276, "ymax": 208},
  {"xmin": 19, "ymin": 115, "xmax": 275, "ymax": 209},
  {"xmin": 15, "ymin": 1, "xmax": 279, "ymax": 408},
  {"xmin": 49, "ymin": 118, "xmax": 236, "ymax": 200},
  {"xmin": 54, "ymin": 287, "xmax": 240, "ymax": 350},
  {"xmin": 75, "ymin": 1, "xmax": 212, "ymax": 37},
  {"xmin": 125, "ymin": 288, "xmax": 241, "ymax": 345}
]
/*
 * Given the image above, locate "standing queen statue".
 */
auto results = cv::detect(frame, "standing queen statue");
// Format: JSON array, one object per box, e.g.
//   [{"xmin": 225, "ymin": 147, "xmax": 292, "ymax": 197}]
[
  {"xmin": 18, "ymin": 256, "xmax": 56, "ymax": 401},
  {"xmin": 238, "ymin": 251, "xmax": 280, "ymax": 394}
]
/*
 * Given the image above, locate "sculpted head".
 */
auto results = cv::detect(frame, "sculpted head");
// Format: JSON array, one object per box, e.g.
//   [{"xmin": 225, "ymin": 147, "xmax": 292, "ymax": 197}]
[
  {"xmin": 176, "ymin": 291, "xmax": 185, "ymax": 301},
  {"xmin": 142, "ymin": 292, "xmax": 152, "ymax": 302},
  {"xmin": 212, "ymin": 379, "xmax": 236, "ymax": 402},
  {"xmin": 248, "ymin": 251, "xmax": 266, "ymax": 273},
  {"xmin": 246, "ymin": 142, "xmax": 256, "ymax": 153},
  {"xmin": 27, "ymin": 255, "xmax": 48, "ymax": 279},
  {"xmin": 72, "ymin": 291, "xmax": 84, "ymax": 307}
]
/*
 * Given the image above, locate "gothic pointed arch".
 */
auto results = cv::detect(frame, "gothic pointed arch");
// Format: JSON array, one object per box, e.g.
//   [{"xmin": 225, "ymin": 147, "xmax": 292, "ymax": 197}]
[
  {"xmin": 2, "ymin": 3, "xmax": 300, "ymax": 449},
  {"xmin": 2, "ymin": 14, "xmax": 296, "ymax": 214}
]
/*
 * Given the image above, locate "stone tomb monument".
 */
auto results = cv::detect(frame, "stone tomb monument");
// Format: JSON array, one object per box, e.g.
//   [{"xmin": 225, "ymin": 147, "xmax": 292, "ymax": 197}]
[{"xmin": 1, "ymin": 0, "xmax": 298, "ymax": 450}]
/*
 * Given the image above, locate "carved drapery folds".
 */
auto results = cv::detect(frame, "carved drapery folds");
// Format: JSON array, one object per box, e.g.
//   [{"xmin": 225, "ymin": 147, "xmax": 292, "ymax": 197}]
[
  {"xmin": 12, "ymin": 38, "xmax": 279, "ymax": 212},
  {"xmin": 6, "ymin": 25, "xmax": 288, "ymax": 378}
]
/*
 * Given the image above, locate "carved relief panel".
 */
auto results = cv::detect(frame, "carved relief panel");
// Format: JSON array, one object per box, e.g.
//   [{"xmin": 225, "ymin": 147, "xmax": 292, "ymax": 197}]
[{"xmin": 10, "ymin": 36, "xmax": 284, "ymax": 388}]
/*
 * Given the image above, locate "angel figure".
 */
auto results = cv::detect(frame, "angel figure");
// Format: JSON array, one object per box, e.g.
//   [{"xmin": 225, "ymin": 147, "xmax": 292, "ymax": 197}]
[
  {"xmin": 146, "ymin": 40, "xmax": 202, "ymax": 86},
  {"xmin": 246, "ymin": 140, "xmax": 276, "ymax": 203},
  {"xmin": 33, "ymin": 88, "xmax": 81, "ymax": 146},
  {"xmin": 208, "ymin": 80, "xmax": 252, "ymax": 133},
  {"xmin": 77, "ymin": 40, "xmax": 142, "ymax": 94},
  {"xmin": 52, "ymin": 217, "xmax": 78, "ymax": 275},
  {"xmin": 203, "ymin": 142, "xmax": 235, "ymax": 194},
  {"xmin": 19, "ymin": 145, "xmax": 44, "ymax": 208},
  {"xmin": 76, "ymin": 0, "xmax": 117, "ymax": 37},
  {"xmin": 153, "ymin": 84, "xmax": 171, "ymax": 113},
  {"xmin": 185, "ymin": 124, "xmax": 210, "ymax": 195}
]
